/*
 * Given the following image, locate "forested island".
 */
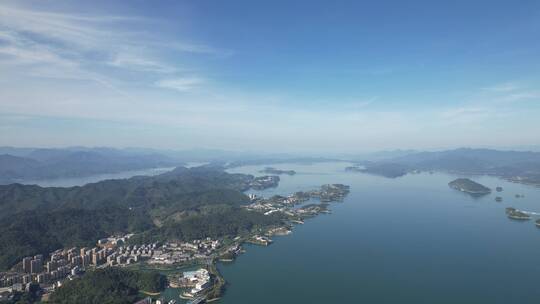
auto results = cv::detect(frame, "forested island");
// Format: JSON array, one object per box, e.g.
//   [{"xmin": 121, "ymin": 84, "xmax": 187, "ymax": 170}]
[
  {"xmin": 505, "ymin": 207, "xmax": 531, "ymax": 220},
  {"xmin": 259, "ymin": 167, "xmax": 296, "ymax": 175},
  {"xmin": 346, "ymin": 163, "xmax": 409, "ymax": 178},
  {"xmin": 346, "ymin": 148, "xmax": 540, "ymax": 186},
  {"xmin": 448, "ymin": 178, "xmax": 491, "ymax": 195}
]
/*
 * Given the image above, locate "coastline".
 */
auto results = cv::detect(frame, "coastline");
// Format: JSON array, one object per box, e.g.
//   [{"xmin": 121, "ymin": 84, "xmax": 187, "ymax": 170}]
[{"xmin": 132, "ymin": 182, "xmax": 351, "ymax": 303}]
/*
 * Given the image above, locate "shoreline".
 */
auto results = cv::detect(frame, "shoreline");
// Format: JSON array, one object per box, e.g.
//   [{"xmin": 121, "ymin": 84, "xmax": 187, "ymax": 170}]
[{"xmin": 136, "ymin": 183, "xmax": 350, "ymax": 303}]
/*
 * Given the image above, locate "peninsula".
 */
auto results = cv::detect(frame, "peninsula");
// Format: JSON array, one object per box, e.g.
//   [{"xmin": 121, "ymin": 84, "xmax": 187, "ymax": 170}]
[{"xmin": 0, "ymin": 165, "xmax": 350, "ymax": 303}]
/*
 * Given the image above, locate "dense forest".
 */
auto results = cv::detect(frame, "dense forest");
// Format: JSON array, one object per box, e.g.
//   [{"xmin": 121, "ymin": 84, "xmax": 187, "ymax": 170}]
[
  {"xmin": 0, "ymin": 166, "xmax": 252, "ymax": 219},
  {"xmin": 130, "ymin": 206, "xmax": 285, "ymax": 244},
  {"xmin": 48, "ymin": 268, "xmax": 165, "ymax": 304},
  {"xmin": 0, "ymin": 167, "xmax": 278, "ymax": 270},
  {"xmin": 0, "ymin": 208, "xmax": 152, "ymax": 271}
]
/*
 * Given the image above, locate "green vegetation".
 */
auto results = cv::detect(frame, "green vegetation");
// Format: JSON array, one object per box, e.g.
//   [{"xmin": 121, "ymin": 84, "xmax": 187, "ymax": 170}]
[
  {"xmin": 448, "ymin": 178, "xmax": 491, "ymax": 195},
  {"xmin": 0, "ymin": 208, "xmax": 151, "ymax": 271},
  {"xmin": 130, "ymin": 207, "xmax": 284, "ymax": 244},
  {"xmin": 505, "ymin": 207, "xmax": 530, "ymax": 220},
  {"xmin": 346, "ymin": 163, "xmax": 409, "ymax": 178},
  {"xmin": 0, "ymin": 167, "xmax": 252, "ymax": 219},
  {"xmin": 0, "ymin": 147, "xmax": 181, "ymax": 184},
  {"xmin": 353, "ymin": 148, "xmax": 540, "ymax": 186},
  {"xmin": 259, "ymin": 167, "xmax": 296, "ymax": 175},
  {"xmin": 48, "ymin": 268, "xmax": 165, "ymax": 304},
  {"xmin": 206, "ymin": 263, "xmax": 226, "ymax": 300},
  {"xmin": 0, "ymin": 167, "xmax": 279, "ymax": 270},
  {"xmin": 0, "ymin": 283, "xmax": 40, "ymax": 304}
]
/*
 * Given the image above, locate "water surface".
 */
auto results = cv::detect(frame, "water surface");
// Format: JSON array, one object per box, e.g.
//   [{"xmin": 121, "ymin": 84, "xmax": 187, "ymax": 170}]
[
  {"xmin": 21, "ymin": 167, "xmax": 175, "ymax": 187},
  {"xmin": 221, "ymin": 162, "xmax": 540, "ymax": 304}
]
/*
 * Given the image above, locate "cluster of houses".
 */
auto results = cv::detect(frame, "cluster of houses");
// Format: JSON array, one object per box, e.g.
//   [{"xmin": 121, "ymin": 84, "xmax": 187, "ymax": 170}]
[
  {"xmin": 245, "ymin": 184, "xmax": 350, "ymax": 217},
  {"xmin": 149, "ymin": 238, "xmax": 221, "ymax": 265},
  {"xmin": 0, "ymin": 234, "xmax": 162, "ymax": 301},
  {"xmin": 134, "ymin": 297, "xmax": 179, "ymax": 304},
  {"xmin": 249, "ymin": 175, "xmax": 280, "ymax": 190}
]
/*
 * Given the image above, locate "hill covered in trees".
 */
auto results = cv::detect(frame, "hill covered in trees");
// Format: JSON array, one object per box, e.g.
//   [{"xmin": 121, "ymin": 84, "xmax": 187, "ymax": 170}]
[
  {"xmin": 0, "ymin": 166, "xmax": 283, "ymax": 270},
  {"xmin": 0, "ymin": 147, "xmax": 181, "ymax": 184},
  {"xmin": 48, "ymin": 268, "xmax": 166, "ymax": 304},
  {"xmin": 350, "ymin": 148, "xmax": 540, "ymax": 186},
  {"xmin": 0, "ymin": 166, "xmax": 252, "ymax": 219},
  {"xmin": 448, "ymin": 178, "xmax": 491, "ymax": 195}
]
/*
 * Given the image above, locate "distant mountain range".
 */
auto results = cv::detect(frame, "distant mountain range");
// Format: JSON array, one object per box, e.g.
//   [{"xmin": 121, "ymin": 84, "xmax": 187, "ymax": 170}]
[
  {"xmin": 0, "ymin": 147, "xmax": 182, "ymax": 184},
  {"xmin": 349, "ymin": 148, "xmax": 540, "ymax": 186},
  {"xmin": 3, "ymin": 146, "xmax": 540, "ymax": 186},
  {"xmin": 0, "ymin": 146, "xmax": 338, "ymax": 184}
]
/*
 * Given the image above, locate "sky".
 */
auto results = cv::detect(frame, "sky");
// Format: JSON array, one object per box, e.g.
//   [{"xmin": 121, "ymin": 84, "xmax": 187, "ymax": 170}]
[{"xmin": 0, "ymin": 0, "xmax": 539, "ymax": 153}]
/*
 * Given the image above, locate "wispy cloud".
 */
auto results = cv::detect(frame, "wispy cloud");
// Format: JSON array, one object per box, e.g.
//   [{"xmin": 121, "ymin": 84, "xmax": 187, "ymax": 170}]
[
  {"xmin": 498, "ymin": 91, "xmax": 540, "ymax": 103},
  {"xmin": 107, "ymin": 54, "xmax": 176, "ymax": 73},
  {"xmin": 441, "ymin": 107, "xmax": 490, "ymax": 122},
  {"xmin": 480, "ymin": 82, "xmax": 540, "ymax": 103},
  {"xmin": 482, "ymin": 82, "xmax": 520, "ymax": 92},
  {"xmin": 155, "ymin": 77, "xmax": 205, "ymax": 92},
  {"xmin": 341, "ymin": 97, "xmax": 378, "ymax": 110},
  {"xmin": 0, "ymin": 2, "xmax": 221, "ymax": 89},
  {"xmin": 0, "ymin": 30, "xmax": 76, "ymax": 67}
]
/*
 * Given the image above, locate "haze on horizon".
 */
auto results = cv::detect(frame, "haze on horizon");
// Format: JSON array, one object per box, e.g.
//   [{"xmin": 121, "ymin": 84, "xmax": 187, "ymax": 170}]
[{"xmin": 0, "ymin": 0, "xmax": 539, "ymax": 153}]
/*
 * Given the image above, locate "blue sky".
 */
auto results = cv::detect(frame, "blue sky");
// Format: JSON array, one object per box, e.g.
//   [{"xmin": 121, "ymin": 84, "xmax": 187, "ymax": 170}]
[{"xmin": 0, "ymin": 0, "xmax": 539, "ymax": 153}]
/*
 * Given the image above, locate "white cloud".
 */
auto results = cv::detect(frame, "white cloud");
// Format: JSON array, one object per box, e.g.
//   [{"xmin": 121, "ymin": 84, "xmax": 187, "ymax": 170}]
[
  {"xmin": 441, "ymin": 107, "xmax": 487, "ymax": 119},
  {"xmin": 479, "ymin": 82, "xmax": 540, "ymax": 104},
  {"xmin": 107, "ymin": 54, "xmax": 176, "ymax": 73},
  {"xmin": 155, "ymin": 77, "xmax": 204, "ymax": 92},
  {"xmin": 498, "ymin": 92, "xmax": 540, "ymax": 103},
  {"xmin": 340, "ymin": 97, "xmax": 378, "ymax": 110},
  {"xmin": 0, "ymin": 2, "xmax": 219, "ymax": 87},
  {"xmin": 482, "ymin": 82, "xmax": 520, "ymax": 92}
]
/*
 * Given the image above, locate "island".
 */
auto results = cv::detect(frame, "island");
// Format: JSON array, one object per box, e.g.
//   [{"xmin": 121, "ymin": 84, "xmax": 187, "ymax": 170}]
[
  {"xmin": 344, "ymin": 148, "xmax": 540, "ymax": 187},
  {"xmin": 346, "ymin": 163, "xmax": 409, "ymax": 178},
  {"xmin": 259, "ymin": 167, "xmax": 296, "ymax": 175},
  {"xmin": 448, "ymin": 178, "xmax": 491, "ymax": 195},
  {"xmin": 505, "ymin": 207, "xmax": 531, "ymax": 220}
]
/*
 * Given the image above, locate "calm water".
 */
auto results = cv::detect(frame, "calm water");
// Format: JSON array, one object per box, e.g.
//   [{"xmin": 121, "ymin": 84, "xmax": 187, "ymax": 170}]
[
  {"xmin": 222, "ymin": 162, "xmax": 540, "ymax": 304},
  {"xmin": 19, "ymin": 167, "xmax": 175, "ymax": 187}
]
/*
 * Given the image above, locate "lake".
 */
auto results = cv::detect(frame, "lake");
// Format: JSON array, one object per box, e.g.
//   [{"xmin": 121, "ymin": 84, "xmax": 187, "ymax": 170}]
[
  {"xmin": 17, "ymin": 167, "xmax": 175, "ymax": 187},
  {"xmin": 221, "ymin": 162, "xmax": 540, "ymax": 304}
]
